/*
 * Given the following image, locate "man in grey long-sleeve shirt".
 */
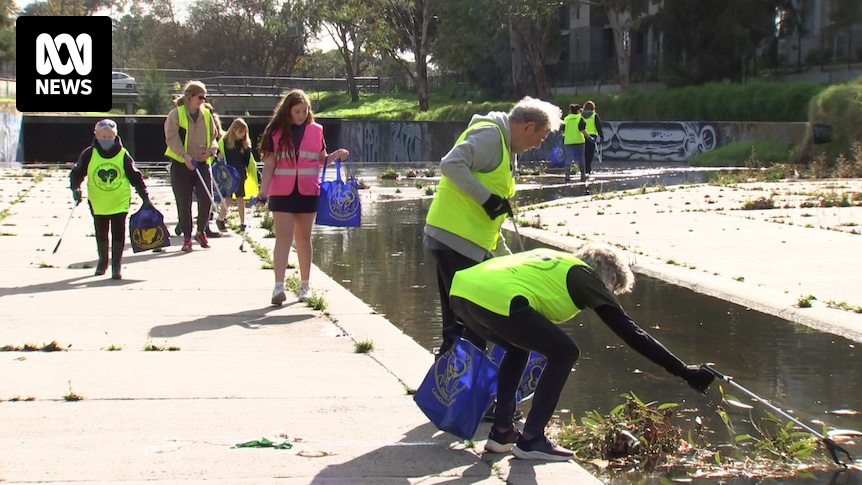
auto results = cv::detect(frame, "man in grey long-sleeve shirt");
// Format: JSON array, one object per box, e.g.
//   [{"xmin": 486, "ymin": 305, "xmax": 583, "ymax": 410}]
[{"xmin": 424, "ymin": 97, "xmax": 563, "ymax": 357}]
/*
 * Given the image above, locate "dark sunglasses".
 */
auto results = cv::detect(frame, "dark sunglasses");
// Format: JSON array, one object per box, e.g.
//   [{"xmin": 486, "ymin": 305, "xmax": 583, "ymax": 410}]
[{"xmin": 195, "ymin": 94, "xmax": 207, "ymax": 101}]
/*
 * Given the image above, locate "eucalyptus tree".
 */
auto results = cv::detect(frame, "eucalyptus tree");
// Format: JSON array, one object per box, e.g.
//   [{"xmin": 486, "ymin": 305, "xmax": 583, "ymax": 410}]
[
  {"xmin": 430, "ymin": 0, "xmax": 512, "ymax": 98},
  {"xmin": 589, "ymin": 0, "xmax": 650, "ymax": 92},
  {"xmin": 185, "ymin": 0, "xmax": 306, "ymax": 75},
  {"xmin": 303, "ymin": 0, "xmax": 385, "ymax": 101},
  {"xmin": 372, "ymin": 0, "xmax": 443, "ymax": 112},
  {"xmin": 506, "ymin": 0, "xmax": 563, "ymax": 99}
]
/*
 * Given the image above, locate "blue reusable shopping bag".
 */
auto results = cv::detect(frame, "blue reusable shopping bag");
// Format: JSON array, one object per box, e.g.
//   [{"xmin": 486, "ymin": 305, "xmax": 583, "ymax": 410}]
[
  {"xmin": 414, "ymin": 337, "xmax": 499, "ymax": 440},
  {"xmin": 549, "ymin": 136, "xmax": 565, "ymax": 168},
  {"xmin": 128, "ymin": 204, "xmax": 170, "ymax": 253},
  {"xmin": 488, "ymin": 345, "xmax": 547, "ymax": 403},
  {"xmin": 315, "ymin": 159, "xmax": 361, "ymax": 227},
  {"xmin": 212, "ymin": 158, "xmax": 241, "ymax": 198}
]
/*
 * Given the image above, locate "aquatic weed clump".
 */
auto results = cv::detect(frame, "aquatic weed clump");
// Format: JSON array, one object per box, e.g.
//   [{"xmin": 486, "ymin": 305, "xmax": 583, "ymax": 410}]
[{"xmin": 554, "ymin": 390, "xmax": 843, "ymax": 480}]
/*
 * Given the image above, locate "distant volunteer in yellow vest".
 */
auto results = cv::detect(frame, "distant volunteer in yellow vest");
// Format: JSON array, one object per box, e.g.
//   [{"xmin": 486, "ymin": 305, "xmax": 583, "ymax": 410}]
[
  {"xmin": 164, "ymin": 80, "xmax": 221, "ymax": 252},
  {"xmin": 561, "ymin": 103, "xmax": 588, "ymax": 183},
  {"xmin": 70, "ymin": 119, "xmax": 151, "ymax": 280},
  {"xmin": 581, "ymin": 100, "xmax": 604, "ymax": 179},
  {"xmin": 423, "ymin": 97, "xmax": 563, "ymax": 357}
]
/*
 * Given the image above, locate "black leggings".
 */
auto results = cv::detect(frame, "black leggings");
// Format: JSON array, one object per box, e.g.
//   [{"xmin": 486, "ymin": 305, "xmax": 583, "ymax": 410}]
[
  {"xmin": 90, "ymin": 209, "xmax": 127, "ymax": 269},
  {"xmin": 584, "ymin": 140, "xmax": 596, "ymax": 175},
  {"xmin": 170, "ymin": 162, "xmax": 212, "ymax": 238},
  {"xmin": 430, "ymin": 247, "xmax": 487, "ymax": 356},
  {"xmin": 450, "ymin": 295, "xmax": 580, "ymax": 439}
]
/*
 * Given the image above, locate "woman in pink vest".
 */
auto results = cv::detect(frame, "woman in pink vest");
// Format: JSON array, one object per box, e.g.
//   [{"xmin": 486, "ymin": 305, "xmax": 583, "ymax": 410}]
[{"xmin": 257, "ymin": 89, "xmax": 349, "ymax": 305}]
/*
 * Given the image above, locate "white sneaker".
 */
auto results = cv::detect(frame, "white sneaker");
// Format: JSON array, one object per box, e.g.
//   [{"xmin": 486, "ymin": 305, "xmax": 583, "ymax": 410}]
[
  {"xmin": 271, "ymin": 283, "xmax": 286, "ymax": 306},
  {"xmin": 297, "ymin": 286, "xmax": 311, "ymax": 302}
]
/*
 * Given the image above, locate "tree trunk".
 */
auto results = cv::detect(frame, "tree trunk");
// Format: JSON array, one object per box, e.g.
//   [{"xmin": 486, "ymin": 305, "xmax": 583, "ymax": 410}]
[
  {"xmin": 606, "ymin": 9, "xmax": 630, "ymax": 92},
  {"xmin": 416, "ymin": 54, "xmax": 429, "ymax": 111},
  {"xmin": 509, "ymin": 15, "xmax": 527, "ymax": 99},
  {"xmin": 515, "ymin": 14, "xmax": 553, "ymax": 100}
]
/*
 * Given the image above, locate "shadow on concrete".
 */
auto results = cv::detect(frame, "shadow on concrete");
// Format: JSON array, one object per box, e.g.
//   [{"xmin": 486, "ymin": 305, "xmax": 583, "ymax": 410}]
[
  {"xmin": 309, "ymin": 423, "xmax": 495, "ymax": 484},
  {"xmin": 0, "ymin": 274, "xmax": 141, "ymax": 298},
  {"xmin": 149, "ymin": 305, "xmax": 313, "ymax": 338}
]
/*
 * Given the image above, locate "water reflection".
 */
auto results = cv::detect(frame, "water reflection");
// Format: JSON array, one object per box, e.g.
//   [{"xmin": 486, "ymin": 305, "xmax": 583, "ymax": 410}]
[{"xmin": 312, "ymin": 170, "xmax": 862, "ymax": 483}]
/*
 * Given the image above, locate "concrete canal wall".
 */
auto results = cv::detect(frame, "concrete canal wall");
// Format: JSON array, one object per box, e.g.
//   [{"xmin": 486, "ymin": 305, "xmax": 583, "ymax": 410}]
[{"xmin": 14, "ymin": 115, "xmax": 806, "ymax": 165}]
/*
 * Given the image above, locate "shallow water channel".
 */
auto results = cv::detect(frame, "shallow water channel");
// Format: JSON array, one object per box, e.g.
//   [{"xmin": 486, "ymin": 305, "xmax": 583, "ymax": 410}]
[{"xmin": 311, "ymin": 166, "xmax": 862, "ymax": 484}]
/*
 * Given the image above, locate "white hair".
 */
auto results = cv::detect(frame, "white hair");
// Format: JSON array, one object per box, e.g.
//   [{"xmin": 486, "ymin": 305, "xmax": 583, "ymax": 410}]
[
  {"xmin": 509, "ymin": 96, "xmax": 563, "ymax": 132},
  {"xmin": 575, "ymin": 243, "xmax": 635, "ymax": 295}
]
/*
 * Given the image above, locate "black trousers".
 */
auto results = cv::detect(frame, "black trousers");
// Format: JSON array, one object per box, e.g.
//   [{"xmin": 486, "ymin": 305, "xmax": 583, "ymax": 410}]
[
  {"xmin": 430, "ymin": 247, "xmax": 487, "ymax": 356},
  {"xmin": 450, "ymin": 295, "xmax": 580, "ymax": 439},
  {"xmin": 170, "ymin": 162, "xmax": 212, "ymax": 238},
  {"xmin": 90, "ymin": 208, "xmax": 126, "ymax": 271},
  {"xmin": 584, "ymin": 140, "xmax": 596, "ymax": 175}
]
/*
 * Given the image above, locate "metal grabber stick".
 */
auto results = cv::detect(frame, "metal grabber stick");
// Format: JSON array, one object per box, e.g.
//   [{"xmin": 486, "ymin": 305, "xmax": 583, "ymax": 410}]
[
  {"xmin": 703, "ymin": 365, "xmax": 854, "ymax": 467},
  {"xmin": 53, "ymin": 199, "xmax": 81, "ymax": 254},
  {"xmin": 192, "ymin": 162, "xmax": 217, "ymax": 206},
  {"xmin": 507, "ymin": 206, "xmax": 526, "ymax": 253}
]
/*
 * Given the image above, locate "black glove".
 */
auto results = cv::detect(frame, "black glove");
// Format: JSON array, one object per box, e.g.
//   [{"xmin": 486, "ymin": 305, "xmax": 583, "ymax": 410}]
[
  {"xmin": 71, "ymin": 188, "xmax": 82, "ymax": 204},
  {"xmin": 481, "ymin": 194, "xmax": 512, "ymax": 220},
  {"xmin": 142, "ymin": 197, "xmax": 154, "ymax": 209},
  {"xmin": 680, "ymin": 364, "xmax": 715, "ymax": 394}
]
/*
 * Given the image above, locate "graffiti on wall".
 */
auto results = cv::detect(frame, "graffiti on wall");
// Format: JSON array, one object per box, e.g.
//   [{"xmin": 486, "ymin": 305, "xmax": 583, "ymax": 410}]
[
  {"xmin": 599, "ymin": 122, "xmax": 718, "ymax": 162},
  {"xmin": 341, "ymin": 121, "xmax": 384, "ymax": 163},
  {"xmin": 390, "ymin": 122, "xmax": 422, "ymax": 162},
  {"xmin": 526, "ymin": 121, "xmax": 721, "ymax": 164},
  {"xmin": 0, "ymin": 109, "xmax": 21, "ymax": 166}
]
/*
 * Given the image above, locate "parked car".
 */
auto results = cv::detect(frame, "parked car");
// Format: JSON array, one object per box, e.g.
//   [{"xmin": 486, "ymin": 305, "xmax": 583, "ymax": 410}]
[{"xmin": 112, "ymin": 71, "xmax": 135, "ymax": 90}]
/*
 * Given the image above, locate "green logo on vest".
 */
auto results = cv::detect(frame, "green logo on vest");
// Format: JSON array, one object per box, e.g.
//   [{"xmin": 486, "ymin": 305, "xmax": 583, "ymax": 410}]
[{"xmin": 93, "ymin": 163, "xmax": 121, "ymax": 191}]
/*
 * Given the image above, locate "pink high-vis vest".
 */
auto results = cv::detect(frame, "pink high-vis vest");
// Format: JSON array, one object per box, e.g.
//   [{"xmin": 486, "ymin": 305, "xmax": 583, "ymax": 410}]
[{"xmin": 268, "ymin": 122, "xmax": 325, "ymax": 196}]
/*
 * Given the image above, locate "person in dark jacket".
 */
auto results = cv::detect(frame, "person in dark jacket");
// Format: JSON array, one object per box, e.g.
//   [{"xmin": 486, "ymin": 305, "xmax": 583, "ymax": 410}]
[
  {"xmin": 581, "ymin": 100, "xmax": 604, "ymax": 179},
  {"xmin": 449, "ymin": 243, "xmax": 715, "ymax": 461},
  {"xmin": 70, "ymin": 119, "xmax": 151, "ymax": 280}
]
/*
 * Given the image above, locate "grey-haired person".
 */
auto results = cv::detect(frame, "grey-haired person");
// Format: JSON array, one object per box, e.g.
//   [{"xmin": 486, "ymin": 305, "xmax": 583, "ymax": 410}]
[
  {"xmin": 424, "ymin": 96, "xmax": 563, "ymax": 358},
  {"xmin": 449, "ymin": 243, "xmax": 715, "ymax": 461}
]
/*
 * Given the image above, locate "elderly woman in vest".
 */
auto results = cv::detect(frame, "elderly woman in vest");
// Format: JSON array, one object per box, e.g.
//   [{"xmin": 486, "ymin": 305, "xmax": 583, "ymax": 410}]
[
  {"xmin": 164, "ymin": 81, "xmax": 221, "ymax": 253},
  {"xmin": 449, "ymin": 243, "xmax": 715, "ymax": 461},
  {"xmin": 257, "ymin": 89, "xmax": 349, "ymax": 305}
]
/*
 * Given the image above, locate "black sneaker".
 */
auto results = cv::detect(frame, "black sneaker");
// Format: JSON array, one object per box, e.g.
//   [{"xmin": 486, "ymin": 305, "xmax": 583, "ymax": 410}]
[
  {"xmin": 205, "ymin": 227, "xmax": 222, "ymax": 238},
  {"xmin": 512, "ymin": 435, "xmax": 574, "ymax": 461},
  {"xmin": 485, "ymin": 427, "xmax": 521, "ymax": 453},
  {"xmin": 216, "ymin": 219, "xmax": 227, "ymax": 232}
]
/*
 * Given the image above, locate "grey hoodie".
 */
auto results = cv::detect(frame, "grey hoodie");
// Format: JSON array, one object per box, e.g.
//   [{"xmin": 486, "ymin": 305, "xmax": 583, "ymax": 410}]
[{"xmin": 424, "ymin": 111, "xmax": 514, "ymax": 261}]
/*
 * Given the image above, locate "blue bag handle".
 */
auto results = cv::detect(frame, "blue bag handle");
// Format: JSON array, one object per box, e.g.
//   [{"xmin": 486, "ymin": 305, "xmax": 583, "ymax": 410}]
[{"xmin": 320, "ymin": 157, "xmax": 347, "ymax": 184}]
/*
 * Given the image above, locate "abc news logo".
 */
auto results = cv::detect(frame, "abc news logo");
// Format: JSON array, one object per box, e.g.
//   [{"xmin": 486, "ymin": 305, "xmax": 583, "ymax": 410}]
[{"xmin": 17, "ymin": 16, "xmax": 111, "ymax": 113}]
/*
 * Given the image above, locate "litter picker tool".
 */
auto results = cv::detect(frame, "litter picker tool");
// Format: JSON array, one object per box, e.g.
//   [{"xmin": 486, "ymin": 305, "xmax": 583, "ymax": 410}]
[
  {"xmin": 192, "ymin": 162, "xmax": 216, "ymax": 206},
  {"xmin": 703, "ymin": 365, "xmax": 854, "ymax": 467},
  {"xmin": 507, "ymin": 207, "xmax": 525, "ymax": 253},
  {"xmin": 53, "ymin": 199, "xmax": 81, "ymax": 254}
]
